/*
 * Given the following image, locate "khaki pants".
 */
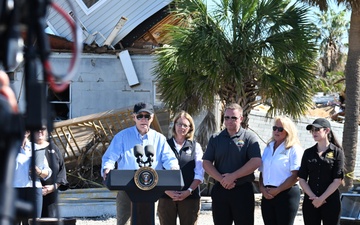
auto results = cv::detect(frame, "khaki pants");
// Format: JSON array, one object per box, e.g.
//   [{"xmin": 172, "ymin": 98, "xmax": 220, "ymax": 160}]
[
  {"xmin": 116, "ymin": 191, "xmax": 131, "ymax": 225},
  {"xmin": 157, "ymin": 197, "xmax": 200, "ymax": 225}
]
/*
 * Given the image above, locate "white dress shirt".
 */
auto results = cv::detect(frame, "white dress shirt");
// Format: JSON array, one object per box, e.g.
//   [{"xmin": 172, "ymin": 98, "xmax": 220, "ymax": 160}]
[{"xmin": 259, "ymin": 141, "xmax": 303, "ymax": 187}]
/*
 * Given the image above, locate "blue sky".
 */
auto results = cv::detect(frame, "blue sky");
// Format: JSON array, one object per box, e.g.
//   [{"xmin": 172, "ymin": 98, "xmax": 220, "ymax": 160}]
[
  {"xmin": 205, "ymin": 0, "xmax": 350, "ymax": 45},
  {"xmin": 206, "ymin": 0, "xmax": 350, "ymax": 19}
]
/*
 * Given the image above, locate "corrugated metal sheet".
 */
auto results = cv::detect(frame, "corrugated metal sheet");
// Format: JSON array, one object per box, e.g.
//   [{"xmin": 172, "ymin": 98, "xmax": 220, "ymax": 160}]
[{"xmin": 47, "ymin": 0, "xmax": 172, "ymax": 47}]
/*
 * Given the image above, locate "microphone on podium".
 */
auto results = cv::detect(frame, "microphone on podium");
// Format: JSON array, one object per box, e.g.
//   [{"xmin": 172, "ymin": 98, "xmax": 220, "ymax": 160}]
[
  {"xmin": 144, "ymin": 145, "xmax": 154, "ymax": 167},
  {"xmin": 134, "ymin": 144, "xmax": 144, "ymax": 167}
]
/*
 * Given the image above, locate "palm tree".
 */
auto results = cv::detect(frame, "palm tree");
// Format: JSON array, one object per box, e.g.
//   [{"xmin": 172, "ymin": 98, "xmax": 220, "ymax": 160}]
[
  {"xmin": 300, "ymin": 0, "xmax": 360, "ymax": 191},
  {"xmin": 313, "ymin": 71, "xmax": 345, "ymax": 94},
  {"xmin": 154, "ymin": 0, "xmax": 318, "ymax": 132},
  {"xmin": 314, "ymin": 9, "xmax": 349, "ymax": 77}
]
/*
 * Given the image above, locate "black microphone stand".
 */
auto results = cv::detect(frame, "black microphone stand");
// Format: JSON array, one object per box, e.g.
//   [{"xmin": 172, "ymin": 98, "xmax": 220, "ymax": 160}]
[
  {"xmin": 0, "ymin": 0, "xmax": 55, "ymax": 224},
  {"xmin": 0, "ymin": 96, "xmax": 24, "ymax": 225}
]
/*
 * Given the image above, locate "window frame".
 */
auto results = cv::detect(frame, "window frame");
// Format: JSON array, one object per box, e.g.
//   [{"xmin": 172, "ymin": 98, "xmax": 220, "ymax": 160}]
[{"xmin": 75, "ymin": 0, "xmax": 107, "ymax": 15}]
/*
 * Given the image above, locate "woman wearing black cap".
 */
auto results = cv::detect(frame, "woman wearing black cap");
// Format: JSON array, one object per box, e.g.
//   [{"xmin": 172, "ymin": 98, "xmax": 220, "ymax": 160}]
[{"xmin": 298, "ymin": 118, "xmax": 344, "ymax": 225}]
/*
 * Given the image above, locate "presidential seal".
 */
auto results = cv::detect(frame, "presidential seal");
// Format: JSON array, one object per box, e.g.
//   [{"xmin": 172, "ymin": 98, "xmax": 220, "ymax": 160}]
[{"xmin": 134, "ymin": 167, "xmax": 158, "ymax": 191}]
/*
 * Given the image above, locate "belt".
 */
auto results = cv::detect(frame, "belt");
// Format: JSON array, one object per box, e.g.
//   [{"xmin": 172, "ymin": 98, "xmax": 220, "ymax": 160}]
[
  {"xmin": 264, "ymin": 185, "xmax": 277, "ymax": 188},
  {"xmin": 264, "ymin": 184, "xmax": 298, "ymax": 188}
]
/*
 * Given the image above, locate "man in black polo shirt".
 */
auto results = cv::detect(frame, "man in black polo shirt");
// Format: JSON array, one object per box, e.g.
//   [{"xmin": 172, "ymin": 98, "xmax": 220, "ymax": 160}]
[{"xmin": 203, "ymin": 103, "xmax": 261, "ymax": 225}]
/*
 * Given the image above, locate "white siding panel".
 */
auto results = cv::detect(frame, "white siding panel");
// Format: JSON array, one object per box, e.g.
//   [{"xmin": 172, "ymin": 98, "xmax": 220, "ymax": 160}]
[{"xmin": 47, "ymin": 0, "xmax": 173, "ymax": 46}]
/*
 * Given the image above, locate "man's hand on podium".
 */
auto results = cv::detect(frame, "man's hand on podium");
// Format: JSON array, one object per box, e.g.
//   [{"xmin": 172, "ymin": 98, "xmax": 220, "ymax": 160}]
[{"xmin": 103, "ymin": 168, "xmax": 111, "ymax": 181}]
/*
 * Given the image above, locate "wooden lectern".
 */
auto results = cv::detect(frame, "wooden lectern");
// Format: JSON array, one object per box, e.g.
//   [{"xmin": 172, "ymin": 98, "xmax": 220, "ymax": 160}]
[{"xmin": 106, "ymin": 169, "xmax": 184, "ymax": 225}]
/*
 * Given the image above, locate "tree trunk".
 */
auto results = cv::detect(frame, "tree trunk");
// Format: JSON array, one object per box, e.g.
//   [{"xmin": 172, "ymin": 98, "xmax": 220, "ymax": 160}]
[{"xmin": 342, "ymin": 8, "xmax": 360, "ymax": 192}]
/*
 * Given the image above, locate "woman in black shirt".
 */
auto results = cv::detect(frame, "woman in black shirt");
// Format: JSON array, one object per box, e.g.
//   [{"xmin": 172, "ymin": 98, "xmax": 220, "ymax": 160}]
[{"xmin": 298, "ymin": 118, "xmax": 344, "ymax": 225}]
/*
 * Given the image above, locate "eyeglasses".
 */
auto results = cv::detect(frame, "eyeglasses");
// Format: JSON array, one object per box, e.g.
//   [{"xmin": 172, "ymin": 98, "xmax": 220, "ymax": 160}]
[
  {"xmin": 272, "ymin": 126, "xmax": 284, "ymax": 132},
  {"xmin": 310, "ymin": 127, "xmax": 323, "ymax": 133},
  {"xmin": 176, "ymin": 122, "xmax": 190, "ymax": 129},
  {"xmin": 224, "ymin": 116, "xmax": 240, "ymax": 121},
  {"xmin": 136, "ymin": 114, "xmax": 151, "ymax": 120}
]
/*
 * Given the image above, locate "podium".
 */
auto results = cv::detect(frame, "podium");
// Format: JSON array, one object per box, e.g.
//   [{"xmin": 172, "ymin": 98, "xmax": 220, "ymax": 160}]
[{"xmin": 106, "ymin": 168, "xmax": 184, "ymax": 225}]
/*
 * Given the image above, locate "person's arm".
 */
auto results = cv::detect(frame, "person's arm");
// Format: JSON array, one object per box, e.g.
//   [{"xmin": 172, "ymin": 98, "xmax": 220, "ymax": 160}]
[
  {"xmin": 267, "ymin": 170, "xmax": 298, "ymax": 197},
  {"xmin": 37, "ymin": 157, "xmax": 52, "ymax": 180},
  {"xmin": 298, "ymin": 150, "xmax": 316, "ymax": 198},
  {"xmin": 160, "ymin": 139, "xmax": 179, "ymax": 170},
  {"xmin": 312, "ymin": 178, "xmax": 342, "ymax": 208},
  {"xmin": 101, "ymin": 134, "xmax": 122, "ymax": 180},
  {"xmin": 259, "ymin": 172, "xmax": 274, "ymax": 199},
  {"xmin": 47, "ymin": 144, "xmax": 68, "ymax": 192},
  {"xmin": 174, "ymin": 179, "xmax": 202, "ymax": 201},
  {"xmin": 203, "ymin": 160, "xmax": 223, "ymax": 182},
  {"xmin": 314, "ymin": 148, "xmax": 344, "ymax": 207},
  {"xmin": 299, "ymin": 178, "xmax": 316, "ymax": 199},
  {"xmin": 35, "ymin": 166, "xmax": 49, "ymax": 179},
  {"xmin": 193, "ymin": 142, "xmax": 204, "ymax": 183},
  {"xmin": 54, "ymin": 145, "xmax": 69, "ymax": 189},
  {"xmin": 221, "ymin": 157, "xmax": 261, "ymax": 188}
]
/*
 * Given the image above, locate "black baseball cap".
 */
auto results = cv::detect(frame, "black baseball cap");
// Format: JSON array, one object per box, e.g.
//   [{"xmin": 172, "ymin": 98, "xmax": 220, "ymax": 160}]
[
  {"xmin": 133, "ymin": 102, "xmax": 154, "ymax": 114},
  {"xmin": 306, "ymin": 118, "xmax": 331, "ymax": 130}
]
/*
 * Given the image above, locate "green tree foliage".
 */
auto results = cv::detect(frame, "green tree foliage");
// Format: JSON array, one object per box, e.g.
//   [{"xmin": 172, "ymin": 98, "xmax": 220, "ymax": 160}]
[
  {"xmin": 154, "ymin": 0, "xmax": 318, "ymax": 127},
  {"xmin": 313, "ymin": 71, "xmax": 345, "ymax": 94},
  {"xmin": 314, "ymin": 8, "xmax": 349, "ymax": 77}
]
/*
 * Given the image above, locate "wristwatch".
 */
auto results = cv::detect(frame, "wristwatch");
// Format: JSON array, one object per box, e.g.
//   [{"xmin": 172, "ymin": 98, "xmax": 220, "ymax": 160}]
[{"xmin": 187, "ymin": 187, "xmax": 193, "ymax": 194}]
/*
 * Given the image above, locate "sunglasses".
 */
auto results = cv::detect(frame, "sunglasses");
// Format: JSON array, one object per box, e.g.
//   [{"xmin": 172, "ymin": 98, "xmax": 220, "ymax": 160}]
[
  {"xmin": 136, "ymin": 114, "xmax": 151, "ymax": 120},
  {"xmin": 272, "ymin": 126, "xmax": 284, "ymax": 132},
  {"xmin": 310, "ymin": 127, "xmax": 323, "ymax": 132},
  {"xmin": 224, "ymin": 116, "xmax": 239, "ymax": 121}
]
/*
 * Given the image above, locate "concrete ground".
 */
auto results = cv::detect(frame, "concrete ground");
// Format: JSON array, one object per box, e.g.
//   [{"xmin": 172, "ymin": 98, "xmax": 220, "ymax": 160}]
[{"xmin": 74, "ymin": 195, "xmax": 305, "ymax": 225}]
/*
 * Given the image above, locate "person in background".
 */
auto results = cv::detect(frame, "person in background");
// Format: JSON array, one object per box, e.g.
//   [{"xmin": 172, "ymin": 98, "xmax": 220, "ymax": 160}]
[
  {"xmin": 0, "ymin": 70, "xmax": 18, "ymax": 112},
  {"xmin": 202, "ymin": 103, "xmax": 261, "ymax": 225},
  {"xmin": 14, "ymin": 130, "xmax": 52, "ymax": 225},
  {"xmin": 157, "ymin": 111, "xmax": 204, "ymax": 225},
  {"xmin": 259, "ymin": 116, "xmax": 303, "ymax": 225},
  {"xmin": 101, "ymin": 102, "xmax": 179, "ymax": 225},
  {"xmin": 32, "ymin": 127, "xmax": 69, "ymax": 218},
  {"xmin": 298, "ymin": 118, "xmax": 344, "ymax": 225}
]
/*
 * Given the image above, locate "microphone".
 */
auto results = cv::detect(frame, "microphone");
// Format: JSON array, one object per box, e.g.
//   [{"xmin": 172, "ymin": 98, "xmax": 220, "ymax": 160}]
[
  {"xmin": 144, "ymin": 145, "xmax": 154, "ymax": 167},
  {"xmin": 133, "ymin": 144, "xmax": 144, "ymax": 167}
]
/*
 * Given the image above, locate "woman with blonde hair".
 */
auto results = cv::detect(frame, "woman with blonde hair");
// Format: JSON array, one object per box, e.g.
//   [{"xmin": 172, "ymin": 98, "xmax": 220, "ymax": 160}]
[
  {"xmin": 259, "ymin": 116, "xmax": 303, "ymax": 225},
  {"xmin": 157, "ymin": 111, "xmax": 204, "ymax": 225}
]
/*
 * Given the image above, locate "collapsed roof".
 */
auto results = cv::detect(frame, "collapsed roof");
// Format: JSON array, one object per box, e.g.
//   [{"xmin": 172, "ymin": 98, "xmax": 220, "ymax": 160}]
[{"xmin": 47, "ymin": 0, "xmax": 176, "ymax": 52}]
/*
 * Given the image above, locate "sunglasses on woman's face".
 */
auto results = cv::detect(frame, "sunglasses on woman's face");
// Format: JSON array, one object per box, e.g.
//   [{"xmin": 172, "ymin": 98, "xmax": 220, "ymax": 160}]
[
  {"xmin": 310, "ymin": 127, "xmax": 323, "ymax": 133},
  {"xmin": 272, "ymin": 126, "xmax": 284, "ymax": 132}
]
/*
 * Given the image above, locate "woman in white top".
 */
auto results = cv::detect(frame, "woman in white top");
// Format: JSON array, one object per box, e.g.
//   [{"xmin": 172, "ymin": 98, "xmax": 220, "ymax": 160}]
[
  {"xmin": 259, "ymin": 116, "xmax": 303, "ymax": 225},
  {"xmin": 14, "ymin": 130, "xmax": 52, "ymax": 225}
]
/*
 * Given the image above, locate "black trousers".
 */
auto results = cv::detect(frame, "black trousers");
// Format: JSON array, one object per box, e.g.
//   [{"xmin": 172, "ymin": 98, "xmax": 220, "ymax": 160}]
[
  {"xmin": 42, "ymin": 191, "xmax": 59, "ymax": 217},
  {"xmin": 261, "ymin": 185, "xmax": 300, "ymax": 225},
  {"xmin": 302, "ymin": 190, "xmax": 341, "ymax": 225},
  {"xmin": 211, "ymin": 182, "xmax": 254, "ymax": 225}
]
